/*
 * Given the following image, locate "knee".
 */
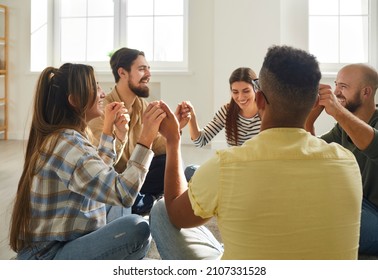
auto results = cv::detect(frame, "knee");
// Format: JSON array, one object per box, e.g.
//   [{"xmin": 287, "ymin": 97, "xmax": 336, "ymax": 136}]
[{"xmin": 184, "ymin": 164, "xmax": 199, "ymax": 181}]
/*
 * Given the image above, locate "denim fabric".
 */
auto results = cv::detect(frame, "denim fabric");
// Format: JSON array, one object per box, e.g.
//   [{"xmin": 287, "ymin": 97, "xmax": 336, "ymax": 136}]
[
  {"xmin": 359, "ymin": 198, "xmax": 378, "ymax": 255},
  {"xmin": 184, "ymin": 164, "xmax": 199, "ymax": 182},
  {"xmin": 149, "ymin": 199, "xmax": 223, "ymax": 260},
  {"xmin": 17, "ymin": 207, "xmax": 150, "ymax": 260},
  {"xmin": 106, "ymin": 204, "xmax": 131, "ymax": 223}
]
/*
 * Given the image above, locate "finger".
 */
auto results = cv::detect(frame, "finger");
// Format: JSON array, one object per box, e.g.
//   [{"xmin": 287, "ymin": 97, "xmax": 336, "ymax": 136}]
[{"xmin": 175, "ymin": 104, "xmax": 181, "ymax": 116}]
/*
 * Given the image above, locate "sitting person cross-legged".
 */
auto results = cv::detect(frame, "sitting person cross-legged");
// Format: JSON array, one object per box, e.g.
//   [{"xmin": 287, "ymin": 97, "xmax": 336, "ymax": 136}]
[{"xmin": 151, "ymin": 45, "xmax": 363, "ymax": 260}]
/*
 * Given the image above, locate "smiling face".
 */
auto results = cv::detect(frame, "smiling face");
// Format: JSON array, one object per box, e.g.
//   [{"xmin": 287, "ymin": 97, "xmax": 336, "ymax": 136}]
[
  {"xmin": 231, "ymin": 81, "xmax": 256, "ymax": 111},
  {"xmin": 127, "ymin": 55, "xmax": 151, "ymax": 98},
  {"xmin": 86, "ymin": 83, "xmax": 105, "ymax": 122},
  {"xmin": 334, "ymin": 67, "xmax": 364, "ymax": 113}
]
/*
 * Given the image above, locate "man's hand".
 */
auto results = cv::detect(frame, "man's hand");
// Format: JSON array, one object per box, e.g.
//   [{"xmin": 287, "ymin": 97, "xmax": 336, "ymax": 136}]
[
  {"xmin": 103, "ymin": 102, "xmax": 127, "ymax": 136},
  {"xmin": 317, "ymin": 84, "xmax": 344, "ymax": 117},
  {"xmin": 175, "ymin": 101, "xmax": 192, "ymax": 129},
  {"xmin": 138, "ymin": 101, "xmax": 167, "ymax": 148}
]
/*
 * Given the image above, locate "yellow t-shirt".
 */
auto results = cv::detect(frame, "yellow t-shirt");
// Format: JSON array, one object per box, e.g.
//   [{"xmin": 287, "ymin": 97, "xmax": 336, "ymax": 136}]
[{"xmin": 188, "ymin": 128, "xmax": 362, "ymax": 260}]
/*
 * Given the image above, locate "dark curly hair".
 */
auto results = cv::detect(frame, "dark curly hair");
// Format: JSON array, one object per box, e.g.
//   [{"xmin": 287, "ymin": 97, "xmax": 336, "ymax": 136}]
[{"xmin": 259, "ymin": 45, "xmax": 321, "ymax": 117}]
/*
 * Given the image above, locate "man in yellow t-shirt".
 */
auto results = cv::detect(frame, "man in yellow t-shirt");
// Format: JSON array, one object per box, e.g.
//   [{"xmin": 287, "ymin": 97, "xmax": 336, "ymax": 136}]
[{"xmin": 152, "ymin": 45, "xmax": 363, "ymax": 259}]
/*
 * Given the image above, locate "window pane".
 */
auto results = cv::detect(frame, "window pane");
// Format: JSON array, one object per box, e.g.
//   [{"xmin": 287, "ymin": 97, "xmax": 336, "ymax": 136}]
[
  {"xmin": 154, "ymin": 16, "xmax": 183, "ymax": 61},
  {"xmin": 88, "ymin": 0, "xmax": 114, "ymax": 17},
  {"xmin": 61, "ymin": 0, "xmax": 87, "ymax": 17},
  {"xmin": 127, "ymin": 0, "xmax": 153, "ymax": 16},
  {"xmin": 155, "ymin": 0, "xmax": 184, "ymax": 15},
  {"xmin": 126, "ymin": 17, "xmax": 154, "ymax": 59},
  {"xmin": 340, "ymin": 0, "xmax": 368, "ymax": 15},
  {"xmin": 87, "ymin": 18, "xmax": 114, "ymax": 61},
  {"xmin": 31, "ymin": 0, "xmax": 47, "ymax": 32},
  {"xmin": 309, "ymin": 17, "xmax": 339, "ymax": 63},
  {"xmin": 61, "ymin": 18, "xmax": 87, "ymax": 61},
  {"xmin": 340, "ymin": 16, "xmax": 368, "ymax": 62},
  {"xmin": 309, "ymin": 0, "xmax": 338, "ymax": 15},
  {"xmin": 31, "ymin": 26, "xmax": 47, "ymax": 71}
]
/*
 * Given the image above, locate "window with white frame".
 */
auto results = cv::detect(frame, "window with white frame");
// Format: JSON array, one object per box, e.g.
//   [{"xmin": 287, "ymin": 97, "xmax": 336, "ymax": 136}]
[
  {"xmin": 308, "ymin": 0, "xmax": 377, "ymax": 73},
  {"xmin": 30, "ymin": 0, "xmax": 188, "ymax": 72}
]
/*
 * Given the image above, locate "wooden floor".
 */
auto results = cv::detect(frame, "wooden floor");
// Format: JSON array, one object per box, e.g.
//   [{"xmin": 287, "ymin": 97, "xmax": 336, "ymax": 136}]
[{"xmin": 0, "ymin": 139, "xmax": 216, "ymax": 260}]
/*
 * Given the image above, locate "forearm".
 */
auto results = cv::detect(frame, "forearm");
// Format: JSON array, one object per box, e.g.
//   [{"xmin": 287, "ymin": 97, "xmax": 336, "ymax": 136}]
[
  {"xmin": 164, "ymin": 139, "xmax": 186, "ymax": 202},
  {"xmin": 164, "ymin": 138, "xmax": 191, "ymax": 224},
  {"xmin": 305, "ymin": 106, "xmax": 324, "ymax": 136},
  {"xmin": 333, "ymin": 108, "xmax": 374, "ymax": 150},
  {"xmin": 188, "ymin": 117, "xmax": 201, "ymax": 140}
]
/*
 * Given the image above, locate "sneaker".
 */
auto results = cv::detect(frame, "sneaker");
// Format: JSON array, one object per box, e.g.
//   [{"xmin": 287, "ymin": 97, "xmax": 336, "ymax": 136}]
[{"xmin": 132, "ymin": 193, "xmax": 156, "ymax": 216}]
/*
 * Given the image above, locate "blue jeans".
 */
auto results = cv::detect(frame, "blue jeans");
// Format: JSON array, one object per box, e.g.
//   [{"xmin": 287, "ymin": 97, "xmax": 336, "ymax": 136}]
[
  {"xmin": 184, "ymin": 164, "xmax": 199, "ymax": 182},
  {"xmin": 149, "ymin": 199, "xmax": 223, "ymax": 260},
  {"xmin": 359, "ymin": 198, "xmax": 378, "ymax": 255},
  {"xmin": 17, "ymin": 205, "xmax": 151, "ymax": 260}
]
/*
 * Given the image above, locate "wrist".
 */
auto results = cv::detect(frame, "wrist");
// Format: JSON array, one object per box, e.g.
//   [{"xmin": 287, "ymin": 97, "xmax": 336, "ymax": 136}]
[{"xmin": 113, "ymin": 131, "xmax": 126, "ymax": 144}]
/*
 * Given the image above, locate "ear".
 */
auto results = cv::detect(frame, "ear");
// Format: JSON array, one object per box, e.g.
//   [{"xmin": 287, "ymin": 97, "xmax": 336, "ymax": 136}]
[
  {"xmin": 68, "ymin": 94, "xmax": 76, "ymax": 107},
  {"xmin": 117, "ymin": 67, "xmax": 128, "ymax": 79},
  {"xmin": 362, "ymin": 86, "xmax": 372, "ymax": 97},
  {"xmin": 255, "ymin": 91, "xmax": 266, "ymax": 111}
]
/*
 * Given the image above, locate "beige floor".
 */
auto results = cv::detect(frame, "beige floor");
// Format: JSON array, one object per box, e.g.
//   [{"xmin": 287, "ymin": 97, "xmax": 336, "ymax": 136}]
[{"xmin": 0, "ymin": 139, "xmax": 216, "ymax": 260}]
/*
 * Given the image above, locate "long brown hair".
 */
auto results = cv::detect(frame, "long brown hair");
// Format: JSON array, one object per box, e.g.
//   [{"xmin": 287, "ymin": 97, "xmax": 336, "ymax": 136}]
[
  {"xmin": 225, "ymin": 67, "xmax": 257, "ymax": 145},
  {"xmin": 9, "ymin": 63, "xmax": 97, "ymax": 252}
]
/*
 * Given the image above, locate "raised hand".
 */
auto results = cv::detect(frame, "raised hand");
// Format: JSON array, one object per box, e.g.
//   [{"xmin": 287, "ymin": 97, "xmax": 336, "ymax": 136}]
[
  {"xmin": 160, "ymin": 101, "xmax": 181, "ymax": 143},
  {"xmin": 113, "ymin": 102, "xmax": 130, "ymax": 142},
  {"xmin": 138, "ymin": 101, "xmax": 167, "ymax": 148},
  {"xmin": 103, "ymin": 102, "xmax": 127, "ymax": 136},
  {"xmin": 175, "ymin": 101, "xmax": 192, "ymax": 129}
]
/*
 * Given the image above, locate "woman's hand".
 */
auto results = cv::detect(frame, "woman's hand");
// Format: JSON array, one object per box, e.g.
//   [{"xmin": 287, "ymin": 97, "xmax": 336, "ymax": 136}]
[{"xmin": 103, "ymin": 102, "xmax": 128, "ymax": 138}]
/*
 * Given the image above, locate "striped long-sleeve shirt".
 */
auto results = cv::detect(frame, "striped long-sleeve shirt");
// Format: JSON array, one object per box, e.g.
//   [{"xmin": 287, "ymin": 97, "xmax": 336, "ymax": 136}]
[
  {"xmin": 193, "ymin": 104, "xmax": 261, "ymax": 147},
  {"xmin": 29, "ymin": 129, "xmax": 153, "ymax": 242}
]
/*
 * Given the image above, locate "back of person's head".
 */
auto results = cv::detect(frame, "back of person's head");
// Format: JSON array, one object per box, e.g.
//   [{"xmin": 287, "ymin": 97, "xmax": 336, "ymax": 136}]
[
  {"xmin": 229, "ymin": 67, "xmax": 257, "ymax": 87},
  {"xmin": 33, "ymin": 63, "xmax": 97, "ymax": 135},
  {"xmin": 110, "ymin": 47, "xmax": 145, "ymax": 83},
  {"xmin": 259, "ymin": 45, "xmax": 321, "ymax": 119}
]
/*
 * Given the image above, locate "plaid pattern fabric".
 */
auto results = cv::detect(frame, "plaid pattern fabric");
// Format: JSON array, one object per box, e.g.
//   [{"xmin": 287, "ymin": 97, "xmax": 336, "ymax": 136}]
[{"xmin": 28, "ymin": 129, "xmax": 153, "ymax": 242}]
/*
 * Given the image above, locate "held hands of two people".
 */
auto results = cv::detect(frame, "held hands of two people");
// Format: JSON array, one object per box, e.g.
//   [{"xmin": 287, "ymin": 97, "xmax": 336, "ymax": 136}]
[
  {"xmin": 138, "ymin": 101, "xmax": 167, "ymax": 148},
  {"xmin": 103, "ymin": 102, "xmax": 129, "ymax": 138},
  {"xmin": 104, "ymin": 100, "xmax": 181, "ymax": 148},
  {"xmin": 175, "ymin": 101, "xmax": 194, "ymax": 130},
  {"xmin": 317, "ymin": 83, "xmax": 345, "ymax": 117},
  {"xmin": 308, "ymin": 84, "xmax": 342, "ymax": 125},
  {"xmin": 160, "ymin": 101, "xmax": 181, "ymax": 144}
]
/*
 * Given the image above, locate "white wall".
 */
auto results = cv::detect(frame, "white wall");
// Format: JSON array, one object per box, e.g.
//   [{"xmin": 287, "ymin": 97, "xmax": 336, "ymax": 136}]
[{"xmin": 2, "ymin": 0, "xmax": 335, "ymax": 144}]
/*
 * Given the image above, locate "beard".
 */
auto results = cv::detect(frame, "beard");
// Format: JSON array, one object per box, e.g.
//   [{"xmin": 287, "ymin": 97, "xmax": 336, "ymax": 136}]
[
  {"xmin": 129, "ymin": 79, "xmax": 149, "ymax": 98},
  {"xmin": 343, "ymin": 92, "xmax": 362, "ymax": 113}
]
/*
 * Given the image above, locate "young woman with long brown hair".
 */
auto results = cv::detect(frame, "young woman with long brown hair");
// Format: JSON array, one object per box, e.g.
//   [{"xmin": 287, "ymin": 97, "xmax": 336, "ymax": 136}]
[
  {"xmin": 179, "ymin": 67, "xmax": 261, "ymax": 148},
  {"xmin": 9, "ymin": 63, "xmax": 166, "ymax": 259},
  {"xmin": 177, "ymin": 67, "xmax": 261, "ymax": 180}
]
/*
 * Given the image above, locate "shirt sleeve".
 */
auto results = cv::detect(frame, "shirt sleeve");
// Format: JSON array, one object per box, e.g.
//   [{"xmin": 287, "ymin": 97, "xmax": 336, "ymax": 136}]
[
  {"xmin": 361, "ymin": 128, "xmax": 378, "ymax": 161},
  {"xmin": 193, "ymin": 105, "xmax": 227, "ymax": 147},
  {"xmin": 320, "ymin": 123, "xmax": 342, "ymax": 144},
  {"xmin": 64, "ymin": 134, "xmax": 154, "ymax": 207},
  {"xmin": 187, "ymin": 153, "xmax": 221, "ymax": 218}
]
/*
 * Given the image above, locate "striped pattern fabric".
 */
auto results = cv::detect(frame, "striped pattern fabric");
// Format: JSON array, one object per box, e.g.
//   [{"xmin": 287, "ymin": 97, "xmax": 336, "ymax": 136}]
[{"xmin": 193, "ymin": 104, "xmax": 261, "ymax": 147}]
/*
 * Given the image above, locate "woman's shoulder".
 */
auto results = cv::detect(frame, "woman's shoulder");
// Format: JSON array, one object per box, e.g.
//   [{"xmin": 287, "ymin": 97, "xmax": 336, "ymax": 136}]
[{"xmin": 58, "ymin": 129, "xmax": 92, "ymax": 151}]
